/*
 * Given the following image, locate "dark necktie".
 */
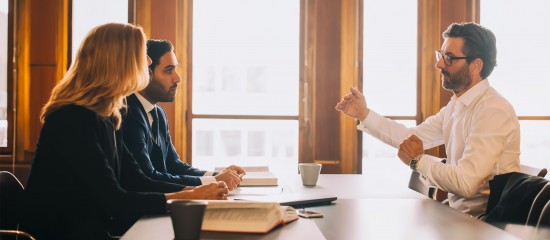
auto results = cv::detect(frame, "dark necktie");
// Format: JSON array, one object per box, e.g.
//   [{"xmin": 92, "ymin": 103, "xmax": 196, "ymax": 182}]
[{"xmin": 150, "ymin": 107, "xmax": 159, "ymax": 143}]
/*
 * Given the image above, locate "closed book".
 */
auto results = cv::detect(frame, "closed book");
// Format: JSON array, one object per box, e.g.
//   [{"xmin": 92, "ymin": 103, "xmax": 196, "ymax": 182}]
[
  {"xmin": 215, "ymin": 166, "xmax": 278, "ymax": 186},
  {"xmin": 201, "ymin": 201, "xmax": 298, "ymax": 233}
]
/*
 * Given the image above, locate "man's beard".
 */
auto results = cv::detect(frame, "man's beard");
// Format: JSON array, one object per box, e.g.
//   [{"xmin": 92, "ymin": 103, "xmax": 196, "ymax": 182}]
[{"xmin": 441, "ymin": 64, "xmax": 471, "ymax": 94}]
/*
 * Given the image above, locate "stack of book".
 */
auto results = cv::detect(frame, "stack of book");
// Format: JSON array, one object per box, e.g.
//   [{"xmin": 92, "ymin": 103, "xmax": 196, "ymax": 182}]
[{"xmin": 215, "ymin": 166, "xmax": 278, "ymax": 186}]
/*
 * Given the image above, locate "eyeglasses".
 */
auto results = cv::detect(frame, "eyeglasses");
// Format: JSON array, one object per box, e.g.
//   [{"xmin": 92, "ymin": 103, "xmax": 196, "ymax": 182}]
[{"xmin": 435, "ymin": 50, "xmax": 474, "ymax": 66}]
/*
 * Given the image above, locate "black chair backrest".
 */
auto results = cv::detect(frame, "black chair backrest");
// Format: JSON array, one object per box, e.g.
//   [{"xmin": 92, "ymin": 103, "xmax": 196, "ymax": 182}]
[
  {"xmin": 485, "ymin": 172, "xmax": 549, "ymax": 225},
  {"xmin": 408, "ymin": 171, "xmax": 435, "ymax": 198},
  {"xmin": 408, "ymin": 159, "xmax": 447, "ymax": 199},
  {"xmin": 0, "ymin": 171, "xmax": 25, "ymax": 230},
  {"xmin": 527, "ymin": 183, "xmax": 550, "ymax": 226},
  {"xmin": 537, "ymin": 200, "xmax": 550, "ymax": 228}
]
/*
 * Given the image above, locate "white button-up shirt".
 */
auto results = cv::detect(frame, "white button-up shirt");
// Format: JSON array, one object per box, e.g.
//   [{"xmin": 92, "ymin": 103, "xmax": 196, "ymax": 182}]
[{"xmin": 358, "ymin": 80, "xmax": 520, "ymax": 216}]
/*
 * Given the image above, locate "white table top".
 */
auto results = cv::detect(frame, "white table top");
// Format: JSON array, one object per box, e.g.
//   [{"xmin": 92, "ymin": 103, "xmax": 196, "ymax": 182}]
[{"xmin": 122, "ymin": 174, "xmax": 518, "ymax": 240}]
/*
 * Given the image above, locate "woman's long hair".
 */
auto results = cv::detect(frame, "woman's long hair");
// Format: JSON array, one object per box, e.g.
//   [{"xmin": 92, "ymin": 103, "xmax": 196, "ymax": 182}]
[{"xmin": 40, "ymin": 22, "xmax": 149, "ymax": 129}]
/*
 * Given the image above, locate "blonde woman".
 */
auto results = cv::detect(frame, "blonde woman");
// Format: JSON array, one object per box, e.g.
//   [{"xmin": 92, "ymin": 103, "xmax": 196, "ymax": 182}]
[{"xmin": 19, "ymin": 23, "xmax": 228, "ymax": 239}]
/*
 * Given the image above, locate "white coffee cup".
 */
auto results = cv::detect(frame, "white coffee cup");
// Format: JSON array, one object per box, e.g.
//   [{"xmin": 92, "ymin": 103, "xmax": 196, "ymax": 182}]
[{"xmin": 299, "ymin": 163, "xmax": 322, "ymax": 186}]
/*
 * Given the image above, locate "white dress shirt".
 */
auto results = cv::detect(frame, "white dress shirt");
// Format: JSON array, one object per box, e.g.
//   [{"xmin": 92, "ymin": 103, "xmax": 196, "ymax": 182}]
[
  {"xmin": 134, "ymin": 93, "xmax": 216, "ymax": 184},
  {"xmin": 357, "ymin": 80, "xmax": 520, "ymax": 217}
]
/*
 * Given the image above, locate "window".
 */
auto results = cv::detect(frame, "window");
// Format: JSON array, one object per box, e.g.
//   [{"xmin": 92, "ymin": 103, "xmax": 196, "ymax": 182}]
[
  {"xmin": 481, "ymin": 0, "xmax": 550, "ymax": 170},
  {"xmin": 71, "ymin": 0, "xmax": 128, "ymax": 59},
  {"xmin": 0, "ymin": 0, "xmax": 10, "ymax": 149},
  {"xmin": 191, "ymin": 0, "xmax": 300, "ymax": 174},
  {"xmin": 362, "ymin": 1, "xmax": 418, "ymax": 179}
]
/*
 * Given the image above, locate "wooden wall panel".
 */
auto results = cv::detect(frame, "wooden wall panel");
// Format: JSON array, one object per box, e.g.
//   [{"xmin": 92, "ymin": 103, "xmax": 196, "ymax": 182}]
[
  {"xmin": 29, "ymin": 0, "xmax": 58, "ymax": 65},
  {"xmin": 27, "ymin": 0, "xmax": 58, "ymax": 154},
  {"xmin": 17, "ymin": 0, "xmax": 68, "ymax": 159},
  {"xmin": 176, "ymin": 0, "xmax": 189, "ymax": 164},
  {"xmin": 314, "ymin": 0, "xmax": 342, "ymax": 173},
  {"xmin": 299, "ymin": 0, "xmax": 316, "ymax": 167},
  {"xmin": 28, "ymin": 67, "xmax": 56, "ymax": 152},
  {"xmin": 149, "ymin": 0, "xmax": 178, "ymax": 151},
  {"xmin": 419, "ymin": 0, "xmax": 442, "ymax": 158},
  {"xmin": 339, "ymin": 0, "xmax": 361, "ymax": 174}
]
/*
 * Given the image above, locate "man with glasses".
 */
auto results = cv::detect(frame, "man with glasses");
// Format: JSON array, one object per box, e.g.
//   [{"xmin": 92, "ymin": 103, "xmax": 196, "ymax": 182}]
[{"xmin": 335, "ymin": 22, "xmax": 519, "ymax": 217}]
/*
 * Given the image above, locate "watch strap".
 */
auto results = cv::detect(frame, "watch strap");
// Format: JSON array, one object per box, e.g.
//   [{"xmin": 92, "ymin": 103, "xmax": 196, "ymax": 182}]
[{"xmin": 409, "ymin": 154, "xmax": 424, "ymax": 171}]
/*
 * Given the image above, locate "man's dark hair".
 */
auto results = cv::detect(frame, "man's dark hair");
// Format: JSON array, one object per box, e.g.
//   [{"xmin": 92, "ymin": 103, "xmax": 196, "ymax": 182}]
[
  {"xmin": 147, "ymin": 39, "xmax": 174, "ymax": 73},
  {"xmin": 443, "ymin": 22, "xmax": 497, "ymax": 79}
]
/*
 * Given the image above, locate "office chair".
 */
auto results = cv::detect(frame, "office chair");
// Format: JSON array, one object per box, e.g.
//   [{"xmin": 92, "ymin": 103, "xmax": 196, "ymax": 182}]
[
  {"xmin": 483, "ymin": 172, "xmax": 549, "ymax": 225},
  {"xmin": 408, "ymin": 159, "xmax": 446, "ymax": 201},
  {"xmin": 408, "ymin": 170, "xmax": 435, "ymax": 198},
  {"xmin": 0, "ymin": 171, "xmax": 36, "ymax": 240},
  {"xmin": 527, "ymin": 183, "xmax": 550, "ymax": 226},
  {"xmin": 537, "ymin": 200, "xmax": 550, "ymax": 228},
  {"xmin": 428, "ymin": 164, "xmax": 548, "ymax": 205}
]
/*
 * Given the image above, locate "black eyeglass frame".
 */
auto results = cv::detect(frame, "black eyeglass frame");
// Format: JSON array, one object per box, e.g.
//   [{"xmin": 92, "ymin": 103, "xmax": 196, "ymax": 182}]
[{"xmin": 435, "ymin": 50, "xmax": 476, "ymax": 66}]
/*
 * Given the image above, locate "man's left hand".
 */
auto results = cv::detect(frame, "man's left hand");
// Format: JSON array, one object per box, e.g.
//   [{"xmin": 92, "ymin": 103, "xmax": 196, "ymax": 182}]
[{"xmin": 398, "ymin": 134, "xmax": 424, "ymax": 165}]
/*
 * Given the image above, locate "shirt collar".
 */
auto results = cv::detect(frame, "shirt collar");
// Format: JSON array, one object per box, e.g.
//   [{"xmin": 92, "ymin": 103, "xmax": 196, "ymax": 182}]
[
  {"xmin": 134, "ymin": 92, "xmax": 156, "ymax": 113},
  {"xmin": 453, "ymin": 79, "xmax": 490, "ymax": 108}
]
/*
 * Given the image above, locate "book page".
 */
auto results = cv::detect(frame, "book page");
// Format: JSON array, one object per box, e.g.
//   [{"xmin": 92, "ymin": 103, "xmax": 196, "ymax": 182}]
[
  {"xmin": 201, "ymin": 201, "xmax": 284, "ymax": 233},
  {"xmin": 204, "ymin": 207, "xmax": 281, "ymax": 223},
  {"xmin": 281, "ymin": 206, "xmax": 299, "ymax": 223},
  {"xmin": 205, "ymin": 200, "xmax": 279, "ymax": 210}
]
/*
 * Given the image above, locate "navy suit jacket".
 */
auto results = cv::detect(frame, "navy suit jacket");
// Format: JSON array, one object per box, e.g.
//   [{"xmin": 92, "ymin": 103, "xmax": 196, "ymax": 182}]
[{"xmin": 121, "ymin": 94, "xmax": 207, "ymax": 186}]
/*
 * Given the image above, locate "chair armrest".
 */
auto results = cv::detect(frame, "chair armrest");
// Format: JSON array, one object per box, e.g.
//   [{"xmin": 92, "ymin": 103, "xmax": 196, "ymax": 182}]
[{"xmin": 0, "ymin": 229, "xmax": 37, "ymax": 240}]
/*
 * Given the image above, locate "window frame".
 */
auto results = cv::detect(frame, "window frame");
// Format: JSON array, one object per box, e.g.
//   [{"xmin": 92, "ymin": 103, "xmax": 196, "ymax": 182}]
[
  {"xmin": 0, "ymin": 0, "xmax": 15, "ymax": 156},
  {"xmin": 185, "ymin": 0, "xmax": 303, "ymax": 166}
]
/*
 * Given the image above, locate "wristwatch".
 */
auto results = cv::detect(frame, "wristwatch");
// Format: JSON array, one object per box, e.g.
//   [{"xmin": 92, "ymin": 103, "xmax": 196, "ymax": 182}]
[{"xmin": 409, "ymin": 154, "xmax": 424, "ymax": 171}]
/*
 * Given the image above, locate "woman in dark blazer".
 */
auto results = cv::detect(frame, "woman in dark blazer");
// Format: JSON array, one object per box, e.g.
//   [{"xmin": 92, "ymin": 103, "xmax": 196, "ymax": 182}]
[{"xmin": 19, "ymin": 23, "xmax": 228, "ymax": 240}]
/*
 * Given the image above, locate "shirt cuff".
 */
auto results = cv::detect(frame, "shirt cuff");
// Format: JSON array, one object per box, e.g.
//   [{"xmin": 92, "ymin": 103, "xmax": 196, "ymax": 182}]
[
  {"xmin": 356, "ymin": 110, "xmax": 382, "ymax": 133},
  {"xmin": 416, "ymin": 154, "xmax": 445, "ymax": 180},
  {"xmin": 415, "ymin": 155, "xmax": 434, "ymax": 186},
  {"xmin": 203, "ymin": 171, "xmax": 215, "ymax": 176},
  {"xmin": 199, "ymin": 176, "xmax": 217, "ymax": 185}
]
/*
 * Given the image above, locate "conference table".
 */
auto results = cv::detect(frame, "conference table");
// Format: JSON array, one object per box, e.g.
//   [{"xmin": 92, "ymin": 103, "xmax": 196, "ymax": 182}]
[{"xmin": 122, "ymin": 174, "xmax": 520, "ymax": 240}]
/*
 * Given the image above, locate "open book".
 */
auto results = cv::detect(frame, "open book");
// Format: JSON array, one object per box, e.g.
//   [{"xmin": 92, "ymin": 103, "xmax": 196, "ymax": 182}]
[
  {"xmin": 202, "ymin": 201, "xmax": 298, "ymax": 233},
  {"xmin": 215, "ymin": 166, "xmax": 278, "ymax": 186}
]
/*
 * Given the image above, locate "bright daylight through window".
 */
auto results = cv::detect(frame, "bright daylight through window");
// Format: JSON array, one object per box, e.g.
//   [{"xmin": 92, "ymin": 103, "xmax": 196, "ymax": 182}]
[
  {"xmin": 192, "ymin": 0, "xmax": 299, "ymax": 174},
  {"xmin": 481, "ymin": 0, "xmax": 550, "ymax": 170},
  {"xmin": 362, "ymin": 0, "xmax": 417, "ymax": 179},
  {"xmin": 72, "ymin": 0, "xmax": 128, "ymax": 60},
  {"xmin": 0, "ymin": 0, "xmax": 8, "ymax": 147}
]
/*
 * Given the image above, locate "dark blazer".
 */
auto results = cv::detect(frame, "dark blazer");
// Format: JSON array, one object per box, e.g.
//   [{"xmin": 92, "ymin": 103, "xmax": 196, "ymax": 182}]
[
  {"xmin": 20, "ymin": 105, "xmax": 184, "ymax": 240},
  {"xmin": 121, "ymin": 94, "xmax": 207, "ymax": 186}
]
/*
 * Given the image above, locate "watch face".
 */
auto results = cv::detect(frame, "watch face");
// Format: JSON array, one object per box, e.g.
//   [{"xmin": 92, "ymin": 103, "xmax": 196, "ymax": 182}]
[{"xmin": 410, "ymin": 160, "xmax": 418, "ymax": 171}]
